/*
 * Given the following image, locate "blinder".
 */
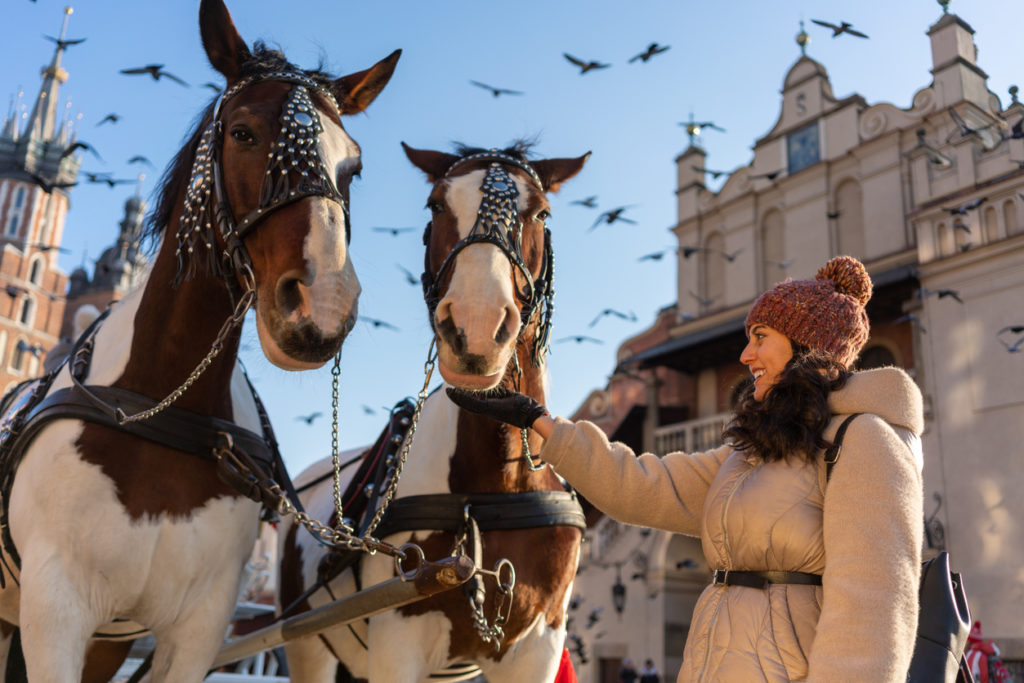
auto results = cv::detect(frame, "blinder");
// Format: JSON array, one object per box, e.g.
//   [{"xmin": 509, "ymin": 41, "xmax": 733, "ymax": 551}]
[
  {"xmin": 420, "ymin": 151, "xmax": 555, "ymax": 364},
  {"xmin": 176, "ymin": 70, "xmax": 350, "ymax": 299}
]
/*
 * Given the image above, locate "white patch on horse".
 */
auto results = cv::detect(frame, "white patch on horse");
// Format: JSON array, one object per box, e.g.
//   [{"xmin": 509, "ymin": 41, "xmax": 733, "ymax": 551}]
[{"xmin": 299, "ymin": 116, "xmax": 361, "ymax": 334}]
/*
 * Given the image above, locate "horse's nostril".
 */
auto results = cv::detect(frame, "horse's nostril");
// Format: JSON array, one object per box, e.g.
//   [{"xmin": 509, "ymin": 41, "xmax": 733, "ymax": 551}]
[{"xmin": 276, "ymin": 276, "xmax": 304, "ymax": 315}]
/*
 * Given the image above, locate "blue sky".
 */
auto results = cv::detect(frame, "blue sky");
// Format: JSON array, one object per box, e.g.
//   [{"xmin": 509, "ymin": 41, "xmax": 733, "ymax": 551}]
[{"xmin": 3, "ymin": 0, "xmax": 1017, "ymax": 474}]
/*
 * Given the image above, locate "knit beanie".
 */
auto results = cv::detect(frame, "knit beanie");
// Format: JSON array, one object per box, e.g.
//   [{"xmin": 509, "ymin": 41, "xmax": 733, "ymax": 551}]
[{"xmin": 745, "ymin": 255, "xmax": 872, "ymax": 369}]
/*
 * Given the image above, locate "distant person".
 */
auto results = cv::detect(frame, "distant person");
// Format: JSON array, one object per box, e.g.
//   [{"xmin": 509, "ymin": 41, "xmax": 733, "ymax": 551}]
[
  {"xmin": 965, "ymin": 620, "xmax": 1011, "ymax": 682},
  {"xmin": 448, "ymin": 256, "xmax": 925, "ymax": 682},
  {"xmin": 618, "ymin": 657, "xmax": 638, "ymax": 683},
  {"xmin": 640, "ymin": 658, "xmax": 660, "ymax": 683}
]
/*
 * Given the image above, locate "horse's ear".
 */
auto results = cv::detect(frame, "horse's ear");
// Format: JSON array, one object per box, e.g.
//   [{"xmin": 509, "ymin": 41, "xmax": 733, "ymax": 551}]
[
  {"xmin": 333, "ymin": 49, "xmax": 402, "ymax": 115},
  {"xmin": 533, "ymin": 152, "xmax": 592, "ymax": 193},
  {"xmin": 402, "ymin": 142, "xmax": 459, "ymax": 183},
  {"xmin": 199, "ymin": 0, "xmax": 252, "ymax": 84}
]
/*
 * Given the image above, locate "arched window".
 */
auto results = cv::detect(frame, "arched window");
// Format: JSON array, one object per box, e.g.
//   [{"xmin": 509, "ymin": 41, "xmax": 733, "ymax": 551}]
[
  {"xmin": 29, "ymin": 257, "xmax": 43, "ymax": 285},
  {"xmin": 1004, "ymin": 200, "xmax": 1020, "ymax": 236},
  {"xmin": 19, "ymin": 296, "xmax": 35, "ymax": 326},
  {"xmin": 703, "ymin": 231, "xmax": 726, "ymax": 310},
  {"xmin": 858, "ymin": 345, "xmax": 897, "ymax": 370},
  {"xmin": 834, "ymin": 179, "xmax": 864, "ymax": 257},
  {"xmin": 10, "ymin": 337, "xmax": 27, "ymax": 373},
  {"xmin": 6, "ymin": 187, "xmax": 25, "ymax": 236},
  {"xmin": 982, "ymin": 206, "xmax": 999, "ymax": 243},
  {"xmin": 761, "ymin": 209, "xmax": 786, "ymax": 289}
]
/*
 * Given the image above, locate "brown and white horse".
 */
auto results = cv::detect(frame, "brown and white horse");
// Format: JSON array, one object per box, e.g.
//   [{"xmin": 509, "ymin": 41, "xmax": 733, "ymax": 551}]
[
  {"xmin": 0, "ymin": 0, "xmax": 398, "ymax": 679},
  {"xmin": 279, "ymin": 143, "xmax": 589, "ymax": 682}
]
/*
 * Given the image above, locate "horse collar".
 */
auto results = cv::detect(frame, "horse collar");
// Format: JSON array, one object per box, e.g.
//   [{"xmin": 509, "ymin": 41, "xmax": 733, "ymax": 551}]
[{"xmin": 175, "ymin": 70, "xmax": 347, "ymax": 288}]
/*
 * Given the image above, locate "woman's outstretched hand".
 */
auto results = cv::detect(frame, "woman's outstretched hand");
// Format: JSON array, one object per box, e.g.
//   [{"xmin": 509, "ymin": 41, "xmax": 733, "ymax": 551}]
[{"xmin": 445, "ymin": 386, "xmax": 550, "ymax": 430}]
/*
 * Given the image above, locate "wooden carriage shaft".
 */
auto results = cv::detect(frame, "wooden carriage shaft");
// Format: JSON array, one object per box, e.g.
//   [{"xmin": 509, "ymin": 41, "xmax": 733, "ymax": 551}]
[{"xmin": 212, "ymin": 555, "xmax": 475, "ymax": 667}]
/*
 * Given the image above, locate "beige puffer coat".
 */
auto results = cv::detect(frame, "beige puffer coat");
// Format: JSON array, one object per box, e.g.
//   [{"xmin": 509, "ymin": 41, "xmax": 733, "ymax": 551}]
[{"xmin": 543, "ymin": 367, "xmax": 924, "ymax": 682}]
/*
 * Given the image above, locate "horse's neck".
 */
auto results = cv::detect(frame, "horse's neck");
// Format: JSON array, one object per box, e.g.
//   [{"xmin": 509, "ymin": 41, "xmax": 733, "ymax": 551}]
[
  {"xmin": 112, "ymin": 236, "xmax": 240, "ymax": 418},
  {"xmin": 450, "ymin": 341, "xmax": 555, "ymax": 492}
]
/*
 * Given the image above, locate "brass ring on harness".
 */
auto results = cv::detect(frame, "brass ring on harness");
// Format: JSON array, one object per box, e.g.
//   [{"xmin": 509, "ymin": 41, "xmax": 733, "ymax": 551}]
[{"xmin": 395, "ymin": 542, "xmax": 425, "ymax": 581}]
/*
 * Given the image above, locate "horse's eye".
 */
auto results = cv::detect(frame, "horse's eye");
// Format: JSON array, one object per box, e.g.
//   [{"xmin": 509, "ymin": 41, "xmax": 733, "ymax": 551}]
[
  {"xmin": 230, "ymin": 126, "xmax": 256, "ymax": 145},
  {"xmin": 536, "ymin": 209, "xmax": 551, "ymax": 222},
  {"xmin": 427, "ymin": 199, "xmax": 444, "ymax": 215}
]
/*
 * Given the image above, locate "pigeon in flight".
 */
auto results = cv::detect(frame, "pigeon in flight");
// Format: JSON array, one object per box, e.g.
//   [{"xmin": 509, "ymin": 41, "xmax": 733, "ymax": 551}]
[
  {"xmin": 749, "ymin": 169, "xmax": 783, "ymax": 182},
  {"xmin": 557, "ymin": 335, "xmax": 603, "ymax": 345},
  {"xmin": 570, "ymin": 195, "xmax": 598, "ymax": 208},
  {"xmin": 362, "ymin": 317, "xmax": 399, "ymax": 331},
  {"xmin": 295, "ymin": 412, "xmax": 323, "ymax": 425},
  {"xmin": 44, "ymin": 34, "xmax": 86, "ymax": 50},
  {"xmin": 917, "ymin": 288, "xmax": 963, "ymax": 304},
  {"xmin": 396, "ymin": 264, "xmax": 419, "ymax": 286},
  {"xmin": 127, "ymin": 155, "xmax": 153, "ymax": 167},
  {"xmin": 894, "ymin": 313, "xmax": 927, "ymax": 333},
  {"xmin": 692, "ymin": 166, "xmax": 731, "ymax": 180},
  {"xmin": 563, "ymin": 53, "xmax": 610, "ymax": 75},
  {"xmin": 810, "ymin": 19, "xmax": 869, "ymax": 39},
  {"xmin": 372, "ymin": 226, "xmax": 416, "ymax": 236},
  {"xmin": 589, "ymin": 309, "xmax": 637, "ymax": 327},
  {"xmin": 689, "ymin": 291, "xmax": 718, "ymax": 308},
  {"xmin": 27, "ymin": 172, "xmax": 76, "ymax": 194},
  {"xmin": 942, "ymin": 197, "xmax": 987, "ymax": 215},
  {"xmin": 59, "ymin": 140, "xmax": 102, "ymax": 161},
  {"xmin": 202, "ymin": 82, "xmax": 222, "ymax": 93},
  {"xmin": 629, "ymin": 43, "xmax": 670, "ymax": 63},
  {"xmin": 680, "ymin": 120, "xmax": 725, "ymax": 136},
  {"xmin": 469, "ymin": 80, "xmax": 524, "ymax": 97},
  {"xmin": 590, "ymin": 206, "xmax": 637, "ymax": 231},
  {"xmin": 120, "ymin": 64, "xmax": 188, "ymax": 86},
  {"xmin": 96, "ymin": 113, "xmax": 120, "ymax": 126}
]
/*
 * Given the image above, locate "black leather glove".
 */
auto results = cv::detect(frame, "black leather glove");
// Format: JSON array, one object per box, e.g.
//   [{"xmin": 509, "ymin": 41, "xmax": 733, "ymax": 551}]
[{"xmin": 445, "ymin": 386, "xmax": 549, "ymax": 429}]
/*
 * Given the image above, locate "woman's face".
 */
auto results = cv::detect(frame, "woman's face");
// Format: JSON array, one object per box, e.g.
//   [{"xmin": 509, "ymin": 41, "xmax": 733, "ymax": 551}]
[{"xmin": 740, "ymin": 323, "xmax": 794, "ymax": 400}]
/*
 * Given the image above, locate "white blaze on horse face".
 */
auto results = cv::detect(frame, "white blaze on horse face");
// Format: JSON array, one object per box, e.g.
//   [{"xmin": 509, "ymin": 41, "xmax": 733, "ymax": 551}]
[
  {"xmin": 299, "ymin": 115, "xmax": 361, "ymax": 333},
  {"xmin": 435, "ymin": 170, "xmax": 528, "ymax": 387}
]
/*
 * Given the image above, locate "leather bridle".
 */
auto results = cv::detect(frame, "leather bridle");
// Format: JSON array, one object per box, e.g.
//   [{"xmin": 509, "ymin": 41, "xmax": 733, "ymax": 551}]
[
  {"xmin": 175, "ymin": 70, "xmax": 350, "ymax": 302},
  {"xmin": 420, "ymin": 151, "xmax": 555, "ymax": 364}
]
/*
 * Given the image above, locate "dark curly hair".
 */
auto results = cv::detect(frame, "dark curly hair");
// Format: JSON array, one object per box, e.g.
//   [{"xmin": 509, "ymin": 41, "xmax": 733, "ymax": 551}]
[{"xmin": 723, "ymin": 343, "xmax": 851, "ymax": 463}]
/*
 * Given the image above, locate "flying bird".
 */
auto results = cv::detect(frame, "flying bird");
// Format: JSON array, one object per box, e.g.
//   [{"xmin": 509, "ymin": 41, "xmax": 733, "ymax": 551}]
[
  {"xmin": 894, "ymin": 313, "xmax": 927, "ymax": 333},
  {"xmin": 556, "ymin": 335, "xmax": 603, "ymax": 345},
  {"xmin": 96, "ymin": 113, "xmax": 120, "ymax": 126},
  {"xmin": 570, "ymin": 196, "xmax": 598, "ymax": 208},
  {"xmin": 681, "ymin": 246, "xmax": 711, "ymax": 259},
  {"xmin": 563, "ymin": 53, "xmax": 610, "ymax": 75},
  {"xmin": 945, "ymin": 107, "xmax": 999, "ymax": 143},
  {"xmin": 295, "ymin": 412, "xmax": 323, "ymax": 425},
  {"xmin": 638, "ymin": 248, "xmax": 674, "ymax": 262},
  {"xmin": 590, "ymin": 206, "xmax": 637, "ymax": 231},
  {"xmin": 59, "ymin": 140, "xmax": 102, "ymax": 161},
  {"xmin": 86, "ymin": 175, "xmax": 134, "ymax": 188},
  {"xmin": 44, "ymin": 34, "xmax": 86, "ymax": 50},
  {"xmin": 680, "ymin": 120, "xmax": 725, "ymax": 137},
  {"xmin": 119, "ymin": 64, "xmax": 188, "ymax": 86},
  {"xmin": 25, "ymin": 243, "xmax": 71, "ymax": 254},
  {"xmin": 999, "ymin": 337, "xmax": 1024, "ymax": 353},
  {"xmin": 585, "ymin": 607, "xmax": 603, "ymax": 629},
  {"xmin": 917, "ymin": 287, "xmax": 963, "ymax": 304},
  {"xmin": 997, "ymin": 325, "xmax": 1024, "ymax": 336},
  {"xmin": 689, "ymin": 291, "xmax": 718, "ymax": 308},
  {"xmin": 372, "ymin": 226, "xmax": 416, "ymax": 236},
  {"xmin": 127, "ymin": 155, "xmax": 153, "ymax": 167},
  {"xmin": 469, "ymin": 80, "xmax": 523, "ymax": 97},
  {"xmin": 361, "ymin": 405, "xmax": 377, "ymax": 415},
  {"xmin": 629, "ymin": 43, "xmax": 670, "ymax": 63},
  {"xmin": 27, "ymin": 172, "xmax": 76, "ymax": 194},
  {"xmin": 202, "ymin": 82, "xmax": 222, "ymax": 93},
  {"xmin": 810, "ymin": 19, "xmax": 869, "ymax": 39},
  {"xmin": 766, "ymin": 258, "xmax": 795, "ymax": 269},
  {"xmin": 362, "ymin": 316, "xmax": 399, "ymax": 331},
  {"xmin": 692, "ymin": 166, "xmax": 731, "ymax": 180},
  {"xmin": 589, "ymin": 309, "xmax": 637, "ymax": 327},
  {"xmin": 942, "ymin": 197, "xmax": 987, "ymax": 215},
  {"xmin": 827, "ymin": 210, "xmax": 842, "ymax": 220},
  {"xmin": 749, "ymin": 169, "xmax": 783, "ymax": 182},
  {"xmin": 396, "ymin": 264, "xmax": 419, "ymax": 286}
]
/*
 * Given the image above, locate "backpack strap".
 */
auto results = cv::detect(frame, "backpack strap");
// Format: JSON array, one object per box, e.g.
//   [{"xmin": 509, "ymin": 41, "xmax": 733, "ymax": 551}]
[{"xmin": 824, "ymin": 413, "xmax": 863, "ymax": 483}]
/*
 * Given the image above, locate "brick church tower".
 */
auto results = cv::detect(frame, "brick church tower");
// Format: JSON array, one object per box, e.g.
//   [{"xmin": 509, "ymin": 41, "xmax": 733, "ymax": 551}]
[{"xmin": 0, "ymin": 7, "xmax": 81, "ymax": 393}]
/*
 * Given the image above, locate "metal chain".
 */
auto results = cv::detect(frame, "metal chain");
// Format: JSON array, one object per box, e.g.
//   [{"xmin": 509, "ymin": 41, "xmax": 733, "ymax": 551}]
[
  {"xmin": 117, "ymin": 267, "xmax": 257, "ymax": 425},
  {"xmin": 360, "ymin": 339, "xmax": 437, "ymax": 537},
  {"xmin": 469, "ymin": 559, "xmax": 516, "ymax": 650},
  {"xmin": 329, "ymin": 352, "xmax": 344, "ymax": 528},
  {"xmin": 511, "ymin": 347, "xmax": 545, "ymax": 471}
]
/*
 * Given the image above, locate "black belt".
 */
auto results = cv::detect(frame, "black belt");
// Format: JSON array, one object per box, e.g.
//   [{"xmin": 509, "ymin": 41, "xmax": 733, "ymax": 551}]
[{"xmin": 712, "ymin": 569, "xmax": 822, "ymax": 589}]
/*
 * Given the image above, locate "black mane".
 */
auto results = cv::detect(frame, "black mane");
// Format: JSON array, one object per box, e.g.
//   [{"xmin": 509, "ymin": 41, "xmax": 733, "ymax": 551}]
[
  {"xmin": 452, "ymin": 139, "xmax": 539, "ymax": 163},
  {"xmin": 143, "ymin": 42, "xmax": 336, "ymax": 250}
]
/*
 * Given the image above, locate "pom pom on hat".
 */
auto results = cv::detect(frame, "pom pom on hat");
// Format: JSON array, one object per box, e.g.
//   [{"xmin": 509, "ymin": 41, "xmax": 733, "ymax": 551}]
[{"xmin": 745, "ymin": 255, "xmax": 872, "ymax": 369}]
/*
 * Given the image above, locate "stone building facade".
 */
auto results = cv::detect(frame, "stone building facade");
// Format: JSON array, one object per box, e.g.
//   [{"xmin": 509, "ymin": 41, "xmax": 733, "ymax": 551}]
[{"xmin": 566, "ymin": 8, "xmax": 1024, "ymax": 682}]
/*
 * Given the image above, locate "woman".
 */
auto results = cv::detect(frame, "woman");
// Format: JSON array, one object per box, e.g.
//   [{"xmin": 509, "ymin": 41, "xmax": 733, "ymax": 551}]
[{"xmin": 448, "ymin": 256, "xmax": 925, "ymax": 682}]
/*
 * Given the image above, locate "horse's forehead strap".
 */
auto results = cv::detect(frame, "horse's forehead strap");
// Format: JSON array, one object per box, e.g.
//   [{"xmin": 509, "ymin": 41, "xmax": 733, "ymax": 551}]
[
  {"xmin": 213, "ymin": 70, "xmax": 340, "ymax": 121},
  {"xmin": 443, "ymin": 151, "xmax": 543, "ymax": 191}
]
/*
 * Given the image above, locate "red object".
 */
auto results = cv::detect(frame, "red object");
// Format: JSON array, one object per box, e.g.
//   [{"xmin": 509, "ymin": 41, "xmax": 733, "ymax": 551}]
[{"xmin": 554, "ymin": 647, "xmax": 579, "ymax": 683}]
